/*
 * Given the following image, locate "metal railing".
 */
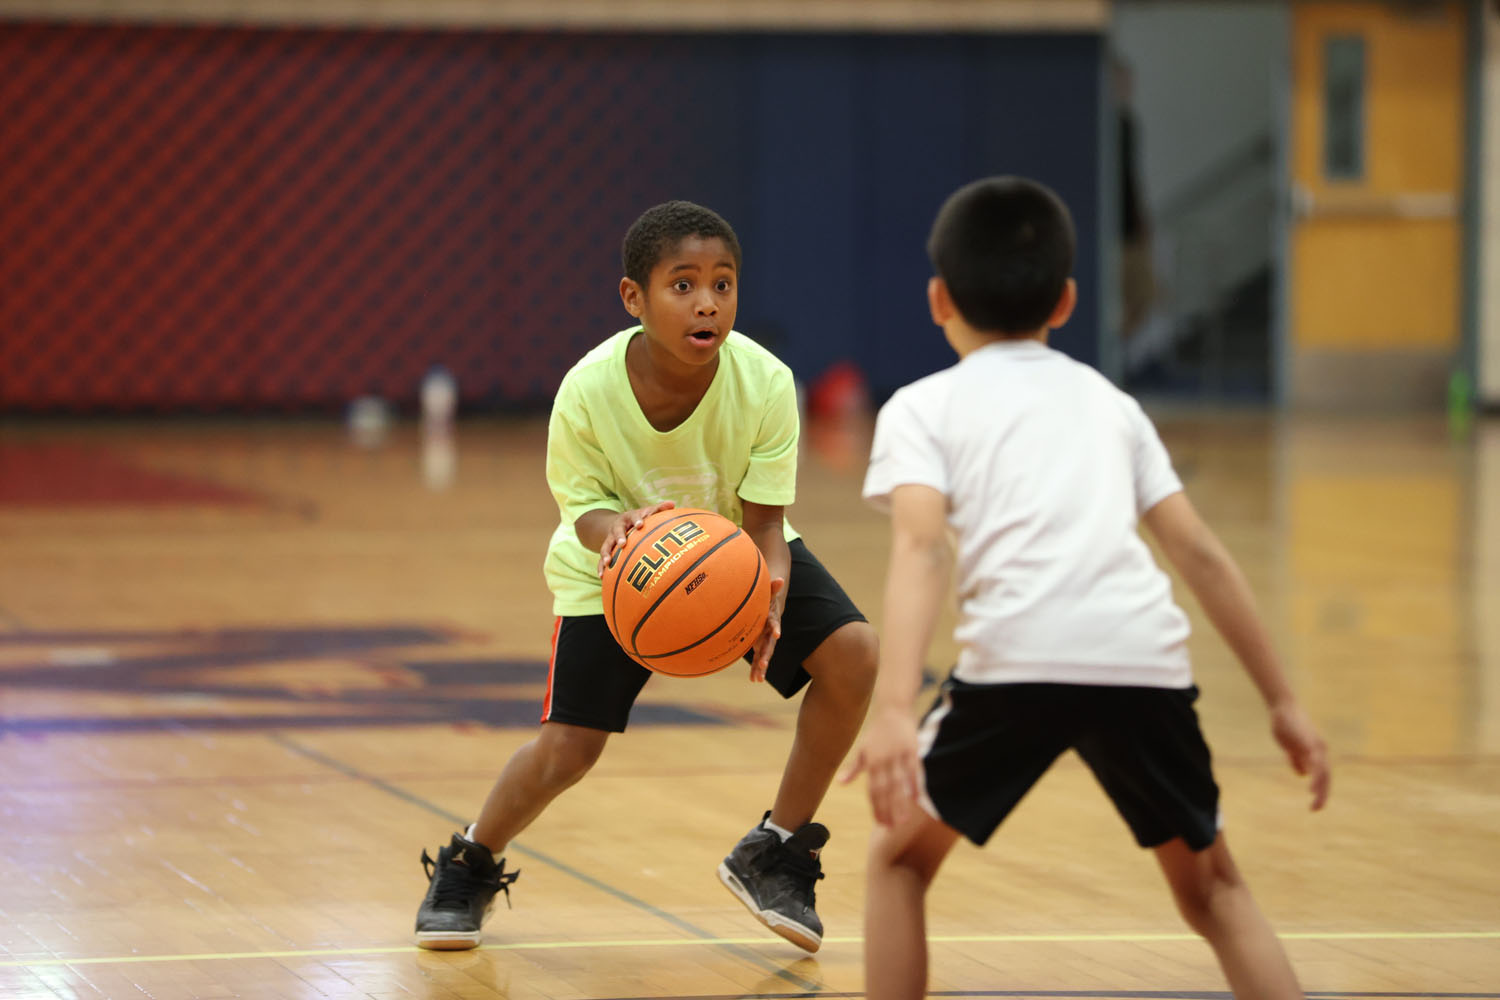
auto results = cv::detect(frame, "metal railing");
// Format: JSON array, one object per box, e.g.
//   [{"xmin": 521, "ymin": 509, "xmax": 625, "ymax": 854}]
[{"xmin": 1125, "ymin": 130, "xmax": 1277, "ymax": 397}]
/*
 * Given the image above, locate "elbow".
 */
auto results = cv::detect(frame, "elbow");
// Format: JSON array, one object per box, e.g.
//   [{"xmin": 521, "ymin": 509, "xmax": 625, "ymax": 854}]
[
  {"xmin": 743, "ymin": 517, "xmax": 784, "ymax": 544},
  {"xmin": 897, "ymin": 533, "xmax": 952, "ymax": 572}
]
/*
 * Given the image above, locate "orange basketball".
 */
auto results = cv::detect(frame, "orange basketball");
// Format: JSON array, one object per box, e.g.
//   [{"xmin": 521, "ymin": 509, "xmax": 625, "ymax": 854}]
[{"xmin": 601, "ymin": 507, "xmax": 771, "ymax": 677}]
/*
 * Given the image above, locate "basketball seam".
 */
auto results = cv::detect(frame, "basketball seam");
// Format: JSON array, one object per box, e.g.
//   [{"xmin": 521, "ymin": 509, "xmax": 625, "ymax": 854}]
[
  {"xmin": 628, "ymin": 527, "xmax": 744, "ymax": 655},
  {"xmin": 635, "ymin": 539, "xmax": 764, "ymax": 668}
]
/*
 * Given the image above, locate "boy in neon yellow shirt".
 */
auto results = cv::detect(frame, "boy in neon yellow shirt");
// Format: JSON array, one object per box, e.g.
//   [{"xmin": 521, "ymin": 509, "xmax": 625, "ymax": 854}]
[{"xmin": 414, "ymin": 200, "xmax": 878, "ymax": 952}]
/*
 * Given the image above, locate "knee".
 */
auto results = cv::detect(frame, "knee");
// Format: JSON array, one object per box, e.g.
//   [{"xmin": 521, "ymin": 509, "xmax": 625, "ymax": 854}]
[
  {"xmin": 870, "ymin": 844, "xmax": 939, "ymax": 890},
  {"xmin": 868, "ymin": 817, "xmax": 953, "ymax": 888},
  {"xmin": 1168, "ymin": 862, "xmax": 1244, "ymax": 938},
  {"xmin": 808, "ymin": 620, "xmax": 879, "ymax": 696},
  {"xmin": 536, "ymin": 726, "xmax": 606, "ymax": 787}
]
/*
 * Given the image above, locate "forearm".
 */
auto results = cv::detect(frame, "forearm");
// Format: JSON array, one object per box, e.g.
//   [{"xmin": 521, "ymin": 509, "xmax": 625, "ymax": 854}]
[
  {"xmin": 1177, "ymin": 540, "xmax": 1296, "ymax": 708},
  {"xmin": 873, "ymin": 536, "xmax": 950, "ymax": 712},
  {"xmin": 573, "ymin": 508, "xmax": 620, "ymax": 554},
  {"xmin": 1145, "ymin": 495, "xmax": 1328, "ymax": 807},
  {"xmin": 746, "ymin": 522, "xmax": 791, "ymax": 615}
]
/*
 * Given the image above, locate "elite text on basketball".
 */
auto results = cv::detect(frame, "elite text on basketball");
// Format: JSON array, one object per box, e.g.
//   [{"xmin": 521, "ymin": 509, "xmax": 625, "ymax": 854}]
[{"xmin": 626, "ymin": 520, "xmax": 707, "ymax": 593}]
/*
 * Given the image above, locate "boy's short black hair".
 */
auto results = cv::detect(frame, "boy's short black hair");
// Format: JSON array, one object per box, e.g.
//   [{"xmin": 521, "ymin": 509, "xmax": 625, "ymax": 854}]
[
  {"xmin": 622, "ymin": 200, "xmax": 743, "ymax": 286},
  {"xmin": 926, "ymin": 176, "xmax": 1075, "ymax": 334}
]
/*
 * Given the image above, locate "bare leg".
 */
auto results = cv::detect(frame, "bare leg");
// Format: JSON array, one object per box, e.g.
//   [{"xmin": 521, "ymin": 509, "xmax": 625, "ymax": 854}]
[
  {"xmin": 768, "ymin": 620, "xmax": 877, "ymax": 830},
  {"xmin": 1155, "ymin": 834, "xmax": 1303, "ymax": 1000},
  {"xmin": 864, "ymin": 810, "xmax": 962, "ymax": 1000},
  {"xmin": 469, "ymin": 721, "xmax": 610, "ymax": 853}
]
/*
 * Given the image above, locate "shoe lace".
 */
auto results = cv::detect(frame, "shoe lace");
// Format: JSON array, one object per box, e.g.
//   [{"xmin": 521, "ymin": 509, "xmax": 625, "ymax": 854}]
[
  {"xmin": 421, "ymin": 849, "xmax": 520, "ymax": 910},
  {"xmin": 772, "ymin": 843, "xmax": 825, "ymax": 898}
]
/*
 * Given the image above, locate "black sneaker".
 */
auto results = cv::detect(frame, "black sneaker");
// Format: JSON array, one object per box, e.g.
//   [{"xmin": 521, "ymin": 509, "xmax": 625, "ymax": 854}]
[
  {"xmin": 717, "ymin": 811, "xmax": 828, "ymax": 952},
  {"xmin": 414, "ymin": 832, "xmax": 519, "ymax": 950}
]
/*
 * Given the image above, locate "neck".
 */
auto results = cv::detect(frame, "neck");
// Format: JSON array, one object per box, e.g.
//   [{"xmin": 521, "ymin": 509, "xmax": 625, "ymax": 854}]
[{"xmin": 947, "ymin": 323, "xmax": 1048, "ymax": 359}]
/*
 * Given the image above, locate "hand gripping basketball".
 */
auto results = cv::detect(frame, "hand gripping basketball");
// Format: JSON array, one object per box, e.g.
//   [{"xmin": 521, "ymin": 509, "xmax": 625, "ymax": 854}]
[{"xmin": 600, "ymin": 508, "xmax": 771, "ymax": 677}]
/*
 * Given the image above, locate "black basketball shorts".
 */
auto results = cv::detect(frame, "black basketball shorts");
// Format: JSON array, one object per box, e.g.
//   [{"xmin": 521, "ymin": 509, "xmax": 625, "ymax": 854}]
[
  {"xmin": 917, "ymin": 680, "xmax": 1222, "ymax": 852},
  {"xmin": 541, "ymin": 538, "xmax": 867, "ymax": 733}
]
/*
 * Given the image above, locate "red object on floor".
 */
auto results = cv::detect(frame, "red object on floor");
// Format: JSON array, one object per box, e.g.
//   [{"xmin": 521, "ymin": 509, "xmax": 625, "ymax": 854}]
[{"xmin": 806, "ymin": 360, "xmax": 872, "ymax": 420}]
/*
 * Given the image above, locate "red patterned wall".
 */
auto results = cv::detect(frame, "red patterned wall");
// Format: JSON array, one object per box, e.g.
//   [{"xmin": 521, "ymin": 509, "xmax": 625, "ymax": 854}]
[{"xmin": 0, "ymin": 24, "xmax": 691, "ymax": 411}]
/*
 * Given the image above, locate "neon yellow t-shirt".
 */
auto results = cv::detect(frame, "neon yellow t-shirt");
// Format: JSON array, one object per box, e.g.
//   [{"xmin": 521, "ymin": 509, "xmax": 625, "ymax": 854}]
[{"xmin": 543, "ymin": 327, "xmax": 800, "ymax": 616}]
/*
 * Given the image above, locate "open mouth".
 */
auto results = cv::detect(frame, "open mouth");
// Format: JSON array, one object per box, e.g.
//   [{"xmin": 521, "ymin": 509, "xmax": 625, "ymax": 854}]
[{"xmin": 688, "ymin": 329, "xmax": 718, "ymax": 345}]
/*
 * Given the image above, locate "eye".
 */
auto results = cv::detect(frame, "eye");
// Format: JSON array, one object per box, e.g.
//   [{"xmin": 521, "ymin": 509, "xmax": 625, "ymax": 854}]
[
  {"xmin": 674, "ymin": 280, "xmax": 692, "ymax": 293},
  {"xmin": 715, "ymin": 279, "xmax": 733, "ymax": 293}
]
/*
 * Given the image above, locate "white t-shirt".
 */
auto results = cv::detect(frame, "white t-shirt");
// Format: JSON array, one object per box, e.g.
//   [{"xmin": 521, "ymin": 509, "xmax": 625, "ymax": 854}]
[{"xmin": 863, "ymin": 339, "xmax": 1192, "ymax": 688}]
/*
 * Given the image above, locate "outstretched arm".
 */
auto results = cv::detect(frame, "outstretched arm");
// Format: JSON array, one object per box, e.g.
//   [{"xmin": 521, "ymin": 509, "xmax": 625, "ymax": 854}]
[
  {"xmin": 1142, "ymin": 491, "xmax": 1330, "ymax": 810},
  {"xmin": 842, "ymin": 483, "xmax": 952, "ymax": 825}
]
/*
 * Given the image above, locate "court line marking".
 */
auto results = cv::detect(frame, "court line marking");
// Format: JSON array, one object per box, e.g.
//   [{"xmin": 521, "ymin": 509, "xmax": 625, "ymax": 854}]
[
  {"xmin": 0, "ymin": 764, "xmax": 792, "ymax": 792},
  {"xmin": 4, "ymin": 930, "xmax": 1497, "ymax": 969},
  {"xmin": 3, "ymin": 754, "xmax": 1495, "ymax": 793},
  {"xmin": 265, "ymin": 732, "xmax": 824, "ymax": 993},
  {"xmin": 561, "ymin": 993, "xmax": 1500, "ymax": 1000},
  {"xmin": 572, "ymin": 994, "xmax": 1496, "ymax": 1000},
  {"xmin": 636, "ymin": 994, "xmax": 1499, "ymax": 1000}
]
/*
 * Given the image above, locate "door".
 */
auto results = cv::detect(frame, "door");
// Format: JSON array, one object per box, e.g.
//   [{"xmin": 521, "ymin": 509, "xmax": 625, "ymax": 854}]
[{"xmin": 1288, "ymin": 0, "xmax": 1466, "ymax": 405}]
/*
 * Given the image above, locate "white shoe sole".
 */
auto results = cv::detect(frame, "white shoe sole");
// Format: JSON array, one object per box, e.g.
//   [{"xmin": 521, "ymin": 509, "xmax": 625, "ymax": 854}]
[
  {"xmin": 716, "ymin": 862, "xmax": 822, "ymax": 953},
  {"xmin": 415, "ymin": 930, "xmax": 481, "ymax": 950},
  {"xmin": 415, "ymin": 897, "xmax": 494, "ymax": 951}
]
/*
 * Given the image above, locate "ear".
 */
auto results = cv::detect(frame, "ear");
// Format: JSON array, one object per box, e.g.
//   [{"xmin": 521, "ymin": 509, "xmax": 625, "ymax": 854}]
[
  {"xmin": 927, "ymin": 277, "xmax": 955, "ymax": 326},
  {"xmin": 1048, "ymin": 278, "xmax": 1078, "ymax": 330},
  {"xmin": 620, "ymin": 277, "xmax": 644, "ymax": 318}
]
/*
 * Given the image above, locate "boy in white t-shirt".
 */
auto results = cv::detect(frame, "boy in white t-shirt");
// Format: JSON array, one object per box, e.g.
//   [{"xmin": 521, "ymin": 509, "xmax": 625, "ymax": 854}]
[{"xmin": 844, "ymin": 177, "xmax": 1330, "ymax": 999}]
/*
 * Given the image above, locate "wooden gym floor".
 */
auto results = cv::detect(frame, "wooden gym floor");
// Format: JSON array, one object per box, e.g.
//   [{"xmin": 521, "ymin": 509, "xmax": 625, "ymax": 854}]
[{"xmin": 0, "ymin": 410, "xmax": 1496, "ymax": 998}]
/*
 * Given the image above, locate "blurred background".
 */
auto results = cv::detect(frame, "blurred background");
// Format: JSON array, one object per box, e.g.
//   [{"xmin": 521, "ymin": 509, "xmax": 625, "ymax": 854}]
[{"xmin": 0, "ymin": 0, "xmax": 1494, "ymax": 414}]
